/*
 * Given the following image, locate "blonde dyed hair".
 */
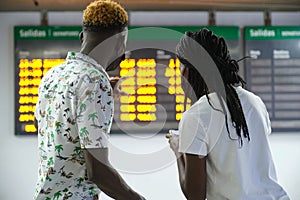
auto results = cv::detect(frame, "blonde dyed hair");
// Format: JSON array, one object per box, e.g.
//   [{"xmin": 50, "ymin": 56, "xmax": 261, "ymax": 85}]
[{"xmin": 83, "ymin": 0, "xmax": 128, "ymax": 28}]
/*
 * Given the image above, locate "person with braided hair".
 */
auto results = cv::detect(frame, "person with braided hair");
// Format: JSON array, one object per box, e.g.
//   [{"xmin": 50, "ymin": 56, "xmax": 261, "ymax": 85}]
[
  {"xmin": 166, "ymin": 28, "xmax": 289, "ymax": 200},
  {"xmin": 34, "ymin": 1, "xmax": 145, "ymax": 199}
]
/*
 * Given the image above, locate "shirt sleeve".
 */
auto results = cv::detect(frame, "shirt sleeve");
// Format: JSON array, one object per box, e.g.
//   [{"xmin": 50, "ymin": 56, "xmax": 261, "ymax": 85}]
[
  {"xmin": 256, "ymin": 96, "xmax": 272, "ymax": 135},
  {"xmin": 76, "ymin": 76, "xmax": 113, "ymax": 149},
  {"xmin": 178, "ymin": 113, "xmax": 208, "ymax": 156}
]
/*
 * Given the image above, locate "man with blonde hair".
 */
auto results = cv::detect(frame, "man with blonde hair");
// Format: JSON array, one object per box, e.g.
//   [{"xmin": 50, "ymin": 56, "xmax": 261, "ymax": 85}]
[{"xmin": 34, "ymin": 1, "xmax": 145, "ymax": 199}]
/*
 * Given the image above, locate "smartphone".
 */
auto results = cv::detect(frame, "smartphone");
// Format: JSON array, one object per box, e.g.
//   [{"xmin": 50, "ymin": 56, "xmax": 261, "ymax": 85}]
[{"xmin": 169, "ymin": 129, "xmax": 179, "ymax": 135}]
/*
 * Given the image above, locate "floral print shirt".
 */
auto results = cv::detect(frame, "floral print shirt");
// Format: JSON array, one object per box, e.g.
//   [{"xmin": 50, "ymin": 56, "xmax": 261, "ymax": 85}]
[{"xmin": 34, "ymin": 52, "xmax": 113, "ymax": 200}]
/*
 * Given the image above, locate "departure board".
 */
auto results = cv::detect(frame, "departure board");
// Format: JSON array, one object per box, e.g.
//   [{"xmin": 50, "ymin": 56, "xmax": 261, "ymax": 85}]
[
  {"xmin": 245, "ymin": 26, "xmax": 300, "ymax": 132},
  {"xmin": 15, "ymin": 26, "xmax": 240, "ymax": 135}
]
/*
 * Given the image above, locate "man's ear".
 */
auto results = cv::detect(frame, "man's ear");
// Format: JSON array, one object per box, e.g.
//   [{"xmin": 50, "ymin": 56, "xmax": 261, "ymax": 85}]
[{"xmin": 79, "ymin": 31, "xmax": 84, "ymax": 44}]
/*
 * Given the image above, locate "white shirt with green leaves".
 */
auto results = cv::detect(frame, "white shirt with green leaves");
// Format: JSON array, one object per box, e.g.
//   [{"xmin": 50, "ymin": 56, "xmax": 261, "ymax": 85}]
[{"xmin": 34, "ymin": 52, "xmax": 113, "ymax": 200}]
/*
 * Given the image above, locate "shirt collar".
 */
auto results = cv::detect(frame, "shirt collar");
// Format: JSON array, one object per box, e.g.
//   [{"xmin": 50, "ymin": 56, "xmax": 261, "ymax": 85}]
[{"xmin": 66, "ymin": 51, "xmax": 107, "ymax": 73}]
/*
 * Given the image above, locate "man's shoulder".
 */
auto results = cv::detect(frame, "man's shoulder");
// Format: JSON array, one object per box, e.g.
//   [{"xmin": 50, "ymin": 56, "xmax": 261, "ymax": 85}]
[
  {"xmin": 70, "ymin": 60, "xmax": 107, "ymax": 80},
  {"xmin": 41, "ymin": 62, "xmax": 65, "ymax": 81}
]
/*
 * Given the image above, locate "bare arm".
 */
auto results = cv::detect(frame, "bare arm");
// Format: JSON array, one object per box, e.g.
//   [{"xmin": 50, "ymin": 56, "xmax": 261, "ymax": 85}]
[
  {"xmin": 167, "ymin": 133, "xmax": 206, "ymax": 200},
  {"xmin": 183, "ymin": 154, "xmax": 206, "ymax": 200},
  {"xmin": 174, "ymin": 152, "xmax": 206, "ymax": 200},
  {"xmin": 84, "ymin": 148, "xmax": 145, "ymax": 200}
]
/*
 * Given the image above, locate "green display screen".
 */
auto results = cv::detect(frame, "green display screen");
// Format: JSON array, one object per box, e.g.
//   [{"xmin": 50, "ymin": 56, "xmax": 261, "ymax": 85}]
[
  {"xmin": 245, "ymin": 26, "xmax": 300, "ymax": 132},
  {"xmin": 14, "ymin": 25, "xmax": 241, "ymax": 135}
]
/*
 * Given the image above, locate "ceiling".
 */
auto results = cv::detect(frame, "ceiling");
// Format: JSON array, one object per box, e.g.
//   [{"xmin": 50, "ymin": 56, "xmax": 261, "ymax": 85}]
[{"xmin": 0, "ymin": 0, "xmax": 300, "ymax": 11}]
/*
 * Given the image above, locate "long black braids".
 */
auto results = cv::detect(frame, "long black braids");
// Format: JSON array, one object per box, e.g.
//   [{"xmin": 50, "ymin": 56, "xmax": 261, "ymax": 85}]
[{"xmin": 179, "ymin": 28, "xmax": 250, "ymax": 146}]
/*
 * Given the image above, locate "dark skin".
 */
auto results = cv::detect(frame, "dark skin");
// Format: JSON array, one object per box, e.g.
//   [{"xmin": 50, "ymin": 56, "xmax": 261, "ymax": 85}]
[
  {"xmin": 166, "ymin": 65, "xmax": 207, "ymax": 200},
  {"xmin": 79, "ymin": 29, "xmax": 126, "ymax": 70}
]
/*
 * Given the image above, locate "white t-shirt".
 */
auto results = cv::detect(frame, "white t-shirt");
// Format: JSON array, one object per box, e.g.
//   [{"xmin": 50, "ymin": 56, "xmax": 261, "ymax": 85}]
[{"xmin": 178, "ymin": 86, "xmax": 289, "ymax": 200}]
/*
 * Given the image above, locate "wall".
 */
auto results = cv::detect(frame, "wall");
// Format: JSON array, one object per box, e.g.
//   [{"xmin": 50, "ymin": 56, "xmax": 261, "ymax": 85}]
[{"xmin": 0, "ymin": 11, "xmax": 300, "ymax": 200}]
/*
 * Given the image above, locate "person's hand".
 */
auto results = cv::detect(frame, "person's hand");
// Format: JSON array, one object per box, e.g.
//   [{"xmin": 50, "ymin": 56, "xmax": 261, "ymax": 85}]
[{"xmin": 166, "ymin": 130, "xmax": 182, "ymax": 157}]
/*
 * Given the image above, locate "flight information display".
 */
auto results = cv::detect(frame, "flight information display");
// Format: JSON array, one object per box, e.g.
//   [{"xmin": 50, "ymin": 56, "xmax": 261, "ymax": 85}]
[
  {"xmin": 245, "ymin": 26, "xmax": 300, "ymax": 132},
  {"xmin": 14, "ymin": 26, "xmax": 240, "ymax": 135}
]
